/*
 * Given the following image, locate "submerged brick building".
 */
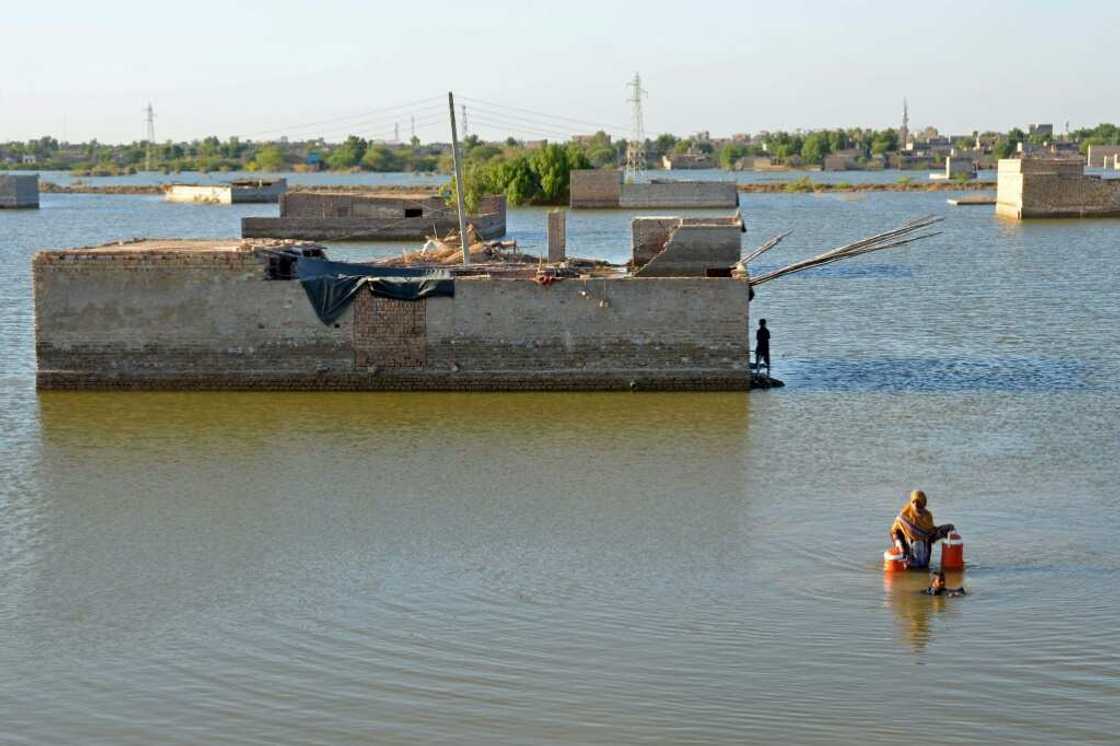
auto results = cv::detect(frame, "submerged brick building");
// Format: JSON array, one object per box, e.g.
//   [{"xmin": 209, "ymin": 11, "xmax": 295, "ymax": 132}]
[
  {"xmin": 569, "ymin": 170, "xmax": 739, "ymax": 209},
  {"xmin": 33, "ymin": 230, "xmax": 754, "ymax": 391},
  {"xmin": 242, "ymin": 191, "xmax": 507, "ymax": 241},
  {"xmin": 996, "ymin": 157, "xmax": 1120, "ymax": 219},
  {"xmin": 0, "ymin": 173, "xmax": 39, "ymax": 208}
]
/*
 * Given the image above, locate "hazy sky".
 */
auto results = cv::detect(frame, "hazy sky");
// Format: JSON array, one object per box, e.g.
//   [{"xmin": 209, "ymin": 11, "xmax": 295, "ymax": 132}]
[{"xmin": 2, "ymin": 0, "xmax": 1116, "ymax": 144}]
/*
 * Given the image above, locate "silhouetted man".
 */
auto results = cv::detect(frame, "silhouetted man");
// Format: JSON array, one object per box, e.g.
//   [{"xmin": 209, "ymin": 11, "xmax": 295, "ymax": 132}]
[{"xmin": 755, "ymin": 319, "xmax": 771, "ymax": 374}]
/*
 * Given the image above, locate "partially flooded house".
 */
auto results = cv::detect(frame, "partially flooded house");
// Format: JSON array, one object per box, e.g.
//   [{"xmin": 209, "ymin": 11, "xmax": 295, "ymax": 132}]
[
  {"xmin": 241, "ymin": 190, "xmax": 507, "ymax": 241},
  {"xmin": 0, "ymin": 173, "xmax": 40, "ymax": 209},
  {"xmin": 164, "ymin": 178, "xmax": 287, "ymax": 204},
  {"xmin": 33, "ymin": 219, "xmax": 753, "ymax": 391},
  {"xmin": 996, "ymin": 157, "xmax": 1120, "ymax": 219},
  {"xmin": 569, "ymin": 170, "xmax": 739, "ymax": 209}
]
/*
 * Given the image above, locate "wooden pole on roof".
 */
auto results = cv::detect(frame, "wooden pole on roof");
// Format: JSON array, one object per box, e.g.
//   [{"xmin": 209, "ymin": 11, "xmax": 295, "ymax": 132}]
[{"xmin": 448, "ymin": 91, "xmax": 471, "ymax": 266}]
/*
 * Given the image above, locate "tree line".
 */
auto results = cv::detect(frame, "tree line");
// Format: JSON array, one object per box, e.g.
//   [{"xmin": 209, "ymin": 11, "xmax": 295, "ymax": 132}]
[{"xmin": 4, "ymin": 124, "xmax": 1119, "ymax": 179}]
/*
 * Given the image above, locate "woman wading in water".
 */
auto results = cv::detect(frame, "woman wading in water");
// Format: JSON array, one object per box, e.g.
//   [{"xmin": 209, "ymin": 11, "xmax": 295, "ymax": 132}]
[{"xmin": 890, "ymin": 489, "xmax": 954, "ymax": 569}]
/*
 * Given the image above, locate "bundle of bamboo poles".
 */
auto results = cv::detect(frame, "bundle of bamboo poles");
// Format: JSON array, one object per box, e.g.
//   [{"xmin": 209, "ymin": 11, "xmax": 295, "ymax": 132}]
[{"xmin": 746, "ymin": 215, "xmax": 943, "ymax": 286}]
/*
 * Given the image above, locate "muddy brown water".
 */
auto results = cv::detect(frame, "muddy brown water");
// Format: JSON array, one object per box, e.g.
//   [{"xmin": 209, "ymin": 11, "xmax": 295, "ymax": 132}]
[{"xmin": 1, "ymin": 191, "xmax": 1118, "ymax": 743}]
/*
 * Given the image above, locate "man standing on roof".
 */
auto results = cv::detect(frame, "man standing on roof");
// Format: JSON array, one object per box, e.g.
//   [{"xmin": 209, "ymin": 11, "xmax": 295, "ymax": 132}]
[{"xmin": 755, "ymin": 319, "xmax": 771, "ymax": 375}]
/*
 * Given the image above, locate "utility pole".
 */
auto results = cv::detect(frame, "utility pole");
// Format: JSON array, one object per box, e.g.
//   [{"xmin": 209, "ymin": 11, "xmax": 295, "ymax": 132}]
[
  {"xmin": 625, "ymin": 73, "xmax": 647, "ymax": 183},
  {"xmin": 144, "ymin": 102, "xmax": 156, "ymax": 172},
  {"xmin": 394, "ymin": 121, "xmax": 400, "ymax": 143},
  {"xmin": 410, "ymin": 115, "xmax": 416, "ymax": 142},
  {"xmin": 448, "ymin": 92, "xmax": 471, "ymax": 266}
]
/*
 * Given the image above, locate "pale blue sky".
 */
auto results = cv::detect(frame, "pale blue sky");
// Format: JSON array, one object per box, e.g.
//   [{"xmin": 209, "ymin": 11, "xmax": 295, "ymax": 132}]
[{"xmin": 2, "ymin": 0, "xmax": 1115, "ymax": 143}]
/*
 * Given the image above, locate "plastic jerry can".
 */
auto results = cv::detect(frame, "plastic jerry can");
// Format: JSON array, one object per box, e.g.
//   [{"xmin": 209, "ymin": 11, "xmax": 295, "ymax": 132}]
[
  {"xmin": 941, "ymin": 531, "xmax": 964, "ymax": 570},
  {"xmin": 883, "ymin": 545, "xmax": 908, "ymax": 572}
]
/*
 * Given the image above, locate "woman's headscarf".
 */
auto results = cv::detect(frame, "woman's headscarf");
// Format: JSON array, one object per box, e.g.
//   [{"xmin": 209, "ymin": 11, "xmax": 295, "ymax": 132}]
[{"xmin": 892, "ymin": 489, "xmax": 935, "ymax": 541}]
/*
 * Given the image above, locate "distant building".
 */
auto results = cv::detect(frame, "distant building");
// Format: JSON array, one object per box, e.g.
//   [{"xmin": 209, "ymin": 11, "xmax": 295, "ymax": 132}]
[
  {"xmin": 823, "ymin": 149, "xmax": 860, "ymax": 171},
  {"xmin": 733, "ymin": 156, "xmax": 774, "ymax": 171},
  {"xmin": 1086, "ymin": 144, "xmax": 1120, "ymax": 168},
  {"xmin": 164, "ymin": 178, "xmax": 287, "ymax": 205},
  {"xmin": 571, "ymin": 134, "xmax": 609, "ymax": 146},
  {"xmin": 1028, "ymin": 123, "xmax": 1054, "ymax": 139},
  {"xmin": 662, "ymin": 152, "xmax": 715, "ymax": 170},
  {"xmin": 945, "ymin": 155, "xmax": 976, "ymax": 179}
]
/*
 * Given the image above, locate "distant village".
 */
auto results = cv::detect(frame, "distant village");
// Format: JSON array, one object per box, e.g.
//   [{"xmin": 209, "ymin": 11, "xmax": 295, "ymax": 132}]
[{"xmin": 3, "ymin": 103, "xmax": 1119, "ymax": 176}]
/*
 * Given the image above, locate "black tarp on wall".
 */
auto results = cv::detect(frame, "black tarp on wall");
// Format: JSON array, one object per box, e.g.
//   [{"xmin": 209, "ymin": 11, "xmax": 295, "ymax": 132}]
[{"xmin": 296, "ymin": 257, "xmax": 455, "ymax": 325}]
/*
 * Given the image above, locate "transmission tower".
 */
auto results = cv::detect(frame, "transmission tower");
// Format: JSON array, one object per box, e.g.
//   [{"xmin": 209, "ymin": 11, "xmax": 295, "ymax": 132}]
[
  {"xmin": 143, "ymin": 102, "xmax": 156, "ymax": 172},
  {"xmin": 410, "ymin": 115, "xmax": 416, "ymax": 142},
  {"xmin": 625, "ymin": 73, "xmax": 647, "ymax": 183},
  {"xmin": 461, "ymin": 105, "xmax": 469, "ymax": 137},
  {"xmin": 394, "ymin": 121, "xmax": 400, "ymax": 143}
]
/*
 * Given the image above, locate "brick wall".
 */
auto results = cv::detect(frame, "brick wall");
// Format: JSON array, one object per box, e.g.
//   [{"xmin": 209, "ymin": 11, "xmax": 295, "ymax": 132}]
[
  {"xmin": 353, "ymin": 292, "xmax": 426, "ymax": 369},
  {"xmin": 547, "ymin": 209, "xmax": 566, "ymax": 262},
  {"xmin": 619, "ymin": 181, "xmax": 739, "ymax": 209},
  {"xmin": 634, "ymin": 224, "xmax": 742, "ymax": 277},
  {"xmin": 1086, "ymin": 145, "xmax": 1120, "ymax": 168},
  {"xmin": 245, "ymin": 193, "xmax": 506, "ymax": 240},
  {"xmin": 997, "ymin": 158, "xmax": 1120, "ymax": 218},
  {"xmin": 570, "ymin": 170, "xmax": 622, "ymax": 208},
  {"xmin": 0, "ymin": 173, "xmax": 40, "ymax": 208},
  {"xmin": 631, "ymin": 218, "xmax": 680, "ymax": 267},
  {"xmin": 35, "ymin": 241, "xmax": 753, "ymax": 390}
]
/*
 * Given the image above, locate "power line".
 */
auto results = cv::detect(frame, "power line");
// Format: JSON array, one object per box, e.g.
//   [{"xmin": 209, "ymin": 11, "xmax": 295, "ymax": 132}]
[
  {"xmin": 453, "ymin": 103, "xmax": 610, "ymax": 138},
  {"xmin": 464, "ymin": 113, "xmax": 587, "ymax": 141},
  {"xmin": 458, "ymin": 95, "xmax": 628, "ymax": 133},
  {"xmin": 238, "ymin": 95, "xmax": 446, "ymax": 138}
]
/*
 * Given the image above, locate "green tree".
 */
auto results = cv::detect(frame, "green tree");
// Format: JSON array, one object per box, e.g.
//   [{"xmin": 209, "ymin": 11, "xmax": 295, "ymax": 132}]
[
  {"xmin": 326, "ymin": 135, "xmax": 367, "ymax": 170},
  {"xmin": 672, "ymin": 139, "xmax": 693, "ymax": 155},
  {"xmin": 719, "ymin": 142, "xmax": 749, "ymax": 169},
  {"xmin": 501, "ymin": 156, "xmax": 541, "ymax": 206},
  {"xmin": 252, "ymin": 145, "xmax": 286, "ymax": 171},
  {"xmin": 800, "ymin": 132, "xmax": 830, "ymax": 164},
  {"xmin": 586, "ymin": 143, "xmax": 617, "ymax": 168},
  {"xmin": 654, "ymin": 133, "xmax": 678, "ymax": 156},
  {"xmin": 992, "ymin": 139, "xmax": 1015, "ymax": 159},
  {"xmin": 532, "ymin": 143, "xmax": 574, "ymax": 203},
  {"xmin": 361, "ymin": 145, "xmax": 402, "ymax": 171},
  {"xmin": 466, "ymin": 143, "xmax": 503, "ymax": 163}
]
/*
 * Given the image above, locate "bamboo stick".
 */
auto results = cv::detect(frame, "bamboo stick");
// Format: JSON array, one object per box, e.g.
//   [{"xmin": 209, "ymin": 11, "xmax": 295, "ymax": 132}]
[
  {"xmin": 741, "ymin": 230, "xmax": 792, "ymax": 265},
  {"xmin": 747, "ymin": 216, "xmax": 943, "ymax": 287}
]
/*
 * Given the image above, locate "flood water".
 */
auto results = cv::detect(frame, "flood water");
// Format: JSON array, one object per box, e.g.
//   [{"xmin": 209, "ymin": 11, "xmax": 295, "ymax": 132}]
[{"xmin": 2, "ymin": 188, "xmax": 1119, "ymax": 743}]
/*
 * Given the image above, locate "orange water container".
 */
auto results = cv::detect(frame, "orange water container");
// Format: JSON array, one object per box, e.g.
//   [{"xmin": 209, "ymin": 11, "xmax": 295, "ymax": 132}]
[
  {"xmin": 940, "ymin": 531, "xmax": 965, "ymax": 570},
  {"xmin": 883, "ymin": 546, "xmax": 908, "ymax": 572}
]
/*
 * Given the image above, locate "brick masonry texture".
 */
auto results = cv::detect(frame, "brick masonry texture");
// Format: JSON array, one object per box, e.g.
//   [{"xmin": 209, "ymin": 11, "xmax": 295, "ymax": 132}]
[
  {"xmin": 243, "ymin": 193, "xmax": 506, "ymax": 240},
  {"xmin": 569, "ymin": 170, "xmax": 739, "ymax": 209},
  {"xmin": 996, "ymin": 158, "xmax": 1120, "ymax": 219},
  {"xmin": 354, "ymin": 293, "xmax": 426, "ymax": 369},
  {"xmin": 569, "ymin": 170, "xmax": 623, "ymax": 208},
  {"xmin": 34, "ymin": 240, "xmax": 753, "ymax": 391},
  {"xmin": 0, "ymin": 173, "xmax": 39, "ymax": 208}
]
